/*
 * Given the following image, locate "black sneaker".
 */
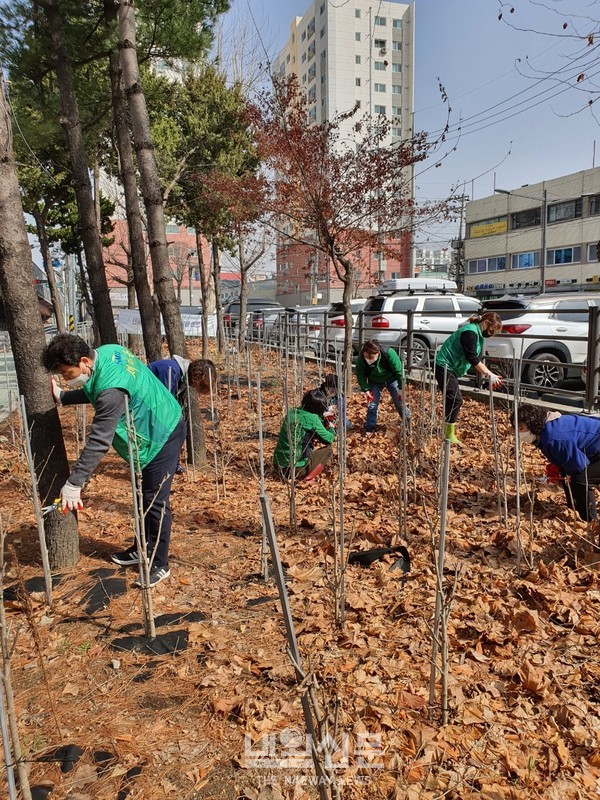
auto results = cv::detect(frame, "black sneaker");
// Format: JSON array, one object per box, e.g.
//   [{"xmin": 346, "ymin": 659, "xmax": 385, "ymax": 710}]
[
  {"xmin": 134, "ymin": 565, "xmax": 171, "ymax": 588},
  {"xmin": 111, "ymin": 547, "xmax": 139, "ymax": 566}
]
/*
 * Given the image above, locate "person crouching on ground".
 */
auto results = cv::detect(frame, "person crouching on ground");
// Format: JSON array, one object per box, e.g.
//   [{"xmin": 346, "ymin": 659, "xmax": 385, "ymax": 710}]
[
  {"xmin": 516, "ymin": 403, "xmax": 600, "ymax": 545},
  {"xmin": 319, "ymin": 373, "xmax": 350, "ymax": 429},
  {"xmin": 355, "ymin": 340, "xmax": 409, "ymax": 433},
  {"xmin": 44, "ymin": 334, "xmax": 186, "ymax": 587},
  {"xmin": 434, "ymin": 311, "xmax": 503, "ymax": 445},
  {"xmin": 273, "ymin": 389, "xmax": 336, "ymax": 481}
]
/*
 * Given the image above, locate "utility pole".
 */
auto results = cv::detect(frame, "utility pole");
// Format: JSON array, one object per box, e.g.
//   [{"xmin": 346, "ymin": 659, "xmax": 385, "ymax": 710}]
[{"xmin": 451, "ymin": 192, "xmax": 468, "ymax": 291}]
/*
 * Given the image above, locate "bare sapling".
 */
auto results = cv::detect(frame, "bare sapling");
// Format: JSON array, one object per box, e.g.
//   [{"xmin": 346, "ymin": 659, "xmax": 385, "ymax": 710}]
[
  {"xmin": 255, "ymin": 359, "xmax": 269, "ymax": 581},
  {"xmin": 207, "ymin": 366, "xmax": 220, "ymax": 501},
  {"xmin": 123, "ymin": 397, "xmax": 156, "ymax": 639},
  {"xmin": 260, "ymin": 496, "xmax": 340, "ymax": 800},
  {"xmin": 0, "ymin": 517, "xmax": 32, "ymax": 800},
  {"xmin": 488, "ymin": 383, "xmax": 505, "ymax": 523},
  {"xmin": 18, "ymin": 396, "xmax": 53, "ymax": 606}
]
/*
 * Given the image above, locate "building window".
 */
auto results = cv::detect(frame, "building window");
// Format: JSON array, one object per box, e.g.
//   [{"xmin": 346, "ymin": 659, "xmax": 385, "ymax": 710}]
[
  {"xmin": 467, "ymin": 256, "xmax": 506, "ymax": 274},
  {"xmin": 589, "ymin": 194, "xmax": 600, "ymax": 215},
  {"xmin": 547, "ymin": 198, "xmax": 582, "ymax": 223},
  {"xmin": 355, "ymin": 55, "xmax": 361, "ymax": 64},
  {"xmin": 309, "ymin": 106, "xmax": 317, "ymax": 122},
  {"xmin": 286, "ymin": 53, "xmax": 290, "ymax": 63},
  {"xmin": 588, "ymin": 242, "xmax": 600, "ymax": 262},
  {"xmin": 320, "ymin": 26, "xmax": 325, "ymax": 38},
  {"xmin": 302, "ymin": 73, "xmax": 307, "ymax": 83},
  {"xmin": 355, "ymin": 32, "xmax": 361, "ymax": 41},
  {"xmin": 392, "ymin": 105, "xmax": 401, "ymax": 117},
  {"xmin": 308, "ymin": 64, "xmax": 316, "ymax": 81},
  {"xmin": 320, "ymin": 2, "xmax": 325, "ymax": 13},
  {"xmin": 392, "ymin": 63, "xmax": 402, "ymax": 73},
  {"xmin": 375, "ymin": 15, "xmax": 386, "ymax": 25},
  {"xmin": 307, "ymin": 18, "xmax": 315, "ymax": 38},
  {"xmin": 511, "ymin": 207, "xmax": 541, "ymax": 230},
  {"xmin": 321, "ymin": 74, "xmax": 326, "ymax": 84},
  {"xmin": 374, "ymin": 61, "xmax": 386, "ymax": 70},
  {"xmin": 511, "ymin": 251, "xmax": 540, "ymax": 270},
  {"xmin": 187, "ymin": 227, "xmax": 196, "ymax": 235},
  {"xmin": 308, "ymin": 42, "xmax": 316, "ymax": 59},
  {"xmin": 308, "ymin": 86, "xmax": 316, "ymax": 102},
  {"xmin": 392, "ymin": 126, "xmax": 401, "ymax": 137},
  {"xmin": 302, "ymin": 30, "xmax": 306, "ymax": 41},
  {"xmin": 392, "ymin": 18, "xmax": 402, "ymax": 28},
  {"xmin": 374, "ymin": 82, "xmax": 386, "ymax": 92},
  {"xmin": 391, "ymin": 84, "xmax": 401, "ymax": 94},
  {"xmin": 166, "ymin": 223, "xmax": 179, "ymax": 234},
  {"xmin": 546, "ymin": 246, "xmax": 581, "ymax": 265},
  {"xmin": 302, "ymin": 53, "xmax": 307, "ymax": 63},
  {"xmin": 374, "ymin": 104, "xmax": 386, "ymax": 115},
  {"xmin": 356, "ymin": 100, "xmax": 361, "ymax": 108},
  {"xmin": 355, "ymin": 77, "xmax": 361, "ymax": 86},
  {"xmin": 392, "ymin": 41, "xmax": 401, "ymax": 50},
  {"xmin": 374, "ymin": 38, "xmax": 386, "ymax": 49},
  {"xmin": 355, "ymin": 8, "xmax": 361, "ymax": 17},
  {"xmin": 321, "ymin": 50, "xmax": 326, "ymax": 60}
]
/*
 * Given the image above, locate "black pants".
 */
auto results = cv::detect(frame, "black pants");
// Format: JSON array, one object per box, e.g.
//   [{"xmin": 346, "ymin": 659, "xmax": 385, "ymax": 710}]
[
  {"xmin": 434, "ymin": 365, "xmax": 463, "ymax": 424},
  {"xmin": 141, "ymin": 416, "xmax": 187, "ymax": 567},
  {"xmin": 564, "ymin": 457, "xmax": 600, "ymax": 521}
]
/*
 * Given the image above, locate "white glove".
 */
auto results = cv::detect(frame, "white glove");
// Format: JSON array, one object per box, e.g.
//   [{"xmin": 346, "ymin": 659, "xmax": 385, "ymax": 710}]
[
  {"xmin": 487, "ymin": 372, "xmax": 502, "ymax": 388},
  {"xmin": 51, "ymin": 378, "xmax": 63, "ymax": 406},
  {"xmin": 61, "ymin": 481, "xmax": 83, "ymax": 512}
]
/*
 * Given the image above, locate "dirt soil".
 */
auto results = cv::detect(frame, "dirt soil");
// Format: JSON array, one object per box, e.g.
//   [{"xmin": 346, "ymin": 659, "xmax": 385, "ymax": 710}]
[{"xmin": 0, "ymin": 348, "xmax": 599, "ymax": 800}]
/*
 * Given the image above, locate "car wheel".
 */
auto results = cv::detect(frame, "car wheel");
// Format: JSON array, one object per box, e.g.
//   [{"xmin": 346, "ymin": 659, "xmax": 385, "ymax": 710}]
[
  {"xmin": 401, "ymin": 336, "xmax": 430, "ymax": 368},
  {"xmin": 523, "ymin": 353, "xmax": 566, "ymax": 389}
]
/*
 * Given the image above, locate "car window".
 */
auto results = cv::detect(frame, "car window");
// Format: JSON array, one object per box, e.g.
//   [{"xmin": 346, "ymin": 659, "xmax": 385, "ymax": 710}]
[
  {"xmin": 422, "ymin": 298, "xmax": 456, "ymax": 313},
  {"xmin": 227, "ymin": 303, "xmax": 240, "ymax": 314},
  {"xmin": 552, "ymin": 300, "xmax": 590, "ymax": 322},
  {"xmin": 364, "ymin": 298, "xmax": 385, "ymax": 313},
  {"xmin": 457, "ymin": 298, "xmax": 481, "ymax": 315},
  {"xmin": 391, "ymin": 298, "xmax": 419, "ymax": 312}
]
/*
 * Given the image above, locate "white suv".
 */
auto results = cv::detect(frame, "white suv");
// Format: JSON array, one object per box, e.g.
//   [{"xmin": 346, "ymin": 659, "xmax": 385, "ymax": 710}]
[
  {"xmin": 352, "ymin": 279, "xmax": 481, "ymax": 366},
  {"xmin": 483, "ymin": 293, "xmax": 597, "ymax": 389}
]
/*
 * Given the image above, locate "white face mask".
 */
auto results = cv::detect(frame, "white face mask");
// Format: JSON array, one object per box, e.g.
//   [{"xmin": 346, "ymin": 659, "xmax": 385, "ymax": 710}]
[
  {"xmin": 364, "ymin": 356, "xmax": 378, "ymax": 365},
  {"xmin": 518, "ymin": 430, "xmax": 536, "ymax": 445},
  {"xmin": 66, "ymin": 373, "xmax": 90, "ymax": 389}
]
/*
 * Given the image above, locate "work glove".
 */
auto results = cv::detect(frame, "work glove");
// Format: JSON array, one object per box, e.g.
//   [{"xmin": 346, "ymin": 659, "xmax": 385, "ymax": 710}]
[
  {"xmin": 51, "ymin": 378, "xmax": 63, "ymax": 406},
  {"xmin": 487, "ymin": 372, "xmax": 502, "ymax": 389},
  {"xmin": 364, "ymin": 390, "xmax": 374, "ymax": 403},
  {"xmin": 61, "ymin": 481, "xmax": 83, "ymax": 512},
  {"xmin": 544, "ymin": 462, "xmax": 563, "ymax": 484}
]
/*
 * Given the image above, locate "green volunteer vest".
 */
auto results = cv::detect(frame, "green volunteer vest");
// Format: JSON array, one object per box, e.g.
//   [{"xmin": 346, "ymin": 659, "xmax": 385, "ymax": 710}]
[
  {"xmin": 83, "ymin": 345, "xmax": 182, "ymax": 469},
  {"xmin": 435, "ymin": 322, "xmax": 484, "ymax": 378},
  {"xmin": 273, "ymin": 408, "xmax": 335, "ymax": 468}
]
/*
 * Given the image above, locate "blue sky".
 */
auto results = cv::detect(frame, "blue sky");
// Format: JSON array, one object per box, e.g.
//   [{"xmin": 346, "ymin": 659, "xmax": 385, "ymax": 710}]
[{"xmin": 221, "ymin": 0, "xmax": 600, "ymax": 248}]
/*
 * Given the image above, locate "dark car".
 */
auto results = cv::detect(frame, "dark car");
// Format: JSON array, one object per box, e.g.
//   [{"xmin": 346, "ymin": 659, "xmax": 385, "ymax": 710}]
[{"xmin": 223, "ymin": 298, "xmax": 282, "ymax": 332}]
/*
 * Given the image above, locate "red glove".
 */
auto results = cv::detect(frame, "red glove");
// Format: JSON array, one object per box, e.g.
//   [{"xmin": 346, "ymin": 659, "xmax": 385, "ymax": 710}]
[
  {"xmin": 365, "ymin": 390, "xmax": 374, "ymax": 403},
  {"xmin": 545, "ymin": 462, "xmax": 563, "ymax": 484}
]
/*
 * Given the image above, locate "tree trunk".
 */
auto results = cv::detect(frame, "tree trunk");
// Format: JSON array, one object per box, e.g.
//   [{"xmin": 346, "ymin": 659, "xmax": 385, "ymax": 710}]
[
  {"xmin": 43, "ymin": 0, "xmax": 117, "ymax": 345},
  {"xmin": 211, "ymin": 240, "xmax": 225, "ymax": 353},
  {"xmin": 237, "ymin": 239, "xmax": 249, "ymax": 350},
  {"xmin": 32, "ymin": 207, "xmax": 65, "ymax": 332},
  {"xmin": 186, "ymin": 387, "xmax": 207, "ymax": 468},
  {"xmin": 77, "ymin": 249, "xmax": 100, "ymax": 345},
  {"xmin": 104, "ymin": 9, "xmax": 161, "ymax": 362},
  {"xmin": 0, "ymin": 73, "xmax": 79, "ymax": 569},
  {"xmin": 196, "ymin": 233, "xmax": 209, "ymax": 359},
  {"xmin": 118, "ymin": 0, "xmax": 186, "ymax": 356}
]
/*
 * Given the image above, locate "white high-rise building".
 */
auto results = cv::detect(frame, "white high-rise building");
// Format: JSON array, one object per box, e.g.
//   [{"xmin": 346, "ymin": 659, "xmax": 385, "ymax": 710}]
[{"xmin": 273, "ymin": 0, "xmax": 414, "ymax": 144}]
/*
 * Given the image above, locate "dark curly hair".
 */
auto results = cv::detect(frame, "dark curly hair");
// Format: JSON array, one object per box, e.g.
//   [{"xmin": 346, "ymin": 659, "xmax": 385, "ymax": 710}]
[
  {"xmin": 515, "ymin": 403, "xmax": 548, "ymax": 436},
  {"xmin": 301, "ymin": 389, "xmax": 328, "ymax": 417},
  {"xmin": 42, "ymin": 334, "xmax": 92, "ymax": 372},
  {"xmin": 187, "ymin": 359, "xmax": 216, "ymax": 394}
]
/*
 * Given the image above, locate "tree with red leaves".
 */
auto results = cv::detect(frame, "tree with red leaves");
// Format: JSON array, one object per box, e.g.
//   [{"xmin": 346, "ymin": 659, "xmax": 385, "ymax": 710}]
[{"xmin": 251, "ymin": 75, "xmax": 456, "ymax": 380}]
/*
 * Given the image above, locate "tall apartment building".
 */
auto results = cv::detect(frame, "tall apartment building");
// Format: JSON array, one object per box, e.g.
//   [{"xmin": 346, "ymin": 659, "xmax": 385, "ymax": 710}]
[
  {"xmin": 272, "ymin": 0, "xmax": 415, "ymax": 305},
  {"xmin": 464, "ymin": 167, "xmax": 600, "ymax": 299}
]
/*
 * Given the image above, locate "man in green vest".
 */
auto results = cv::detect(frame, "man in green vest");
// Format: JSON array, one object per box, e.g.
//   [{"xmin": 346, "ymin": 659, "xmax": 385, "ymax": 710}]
[{"xmin": 43, "ymin": 334, "xmax": 186, "ymax": 587}]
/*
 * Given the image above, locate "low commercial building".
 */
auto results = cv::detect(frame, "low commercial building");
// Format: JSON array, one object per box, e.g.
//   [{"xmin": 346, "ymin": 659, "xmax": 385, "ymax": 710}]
[{"xmin": 464, "ymin": 167, "xmax": 600, "ymax": 299}]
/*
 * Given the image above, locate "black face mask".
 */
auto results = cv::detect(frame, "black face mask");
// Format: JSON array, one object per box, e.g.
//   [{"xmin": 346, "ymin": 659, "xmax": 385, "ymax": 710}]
[{"xmin": 482, "ymin": 329, "xmax": 494, "ymax": 338}]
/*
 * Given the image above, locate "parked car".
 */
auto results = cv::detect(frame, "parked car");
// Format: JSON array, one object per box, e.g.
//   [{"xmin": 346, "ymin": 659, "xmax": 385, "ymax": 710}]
[
  {"xmin": 269, "ymin": 305, "xmax": 330, "ymax": 351},
  {"xmin": 482, "ymin": 293, "xmax": 598, "ymax": 389},
  {"xmin": 352, "ymin": 278, "xmax": 481, "ymax": 367},
  {"xmin": 320, "ymin": 299, "xmax": 367, "ymax": 355},
  {"xmin": 223, "ymin": 298, "xmax": 282, "ymax": 334}
]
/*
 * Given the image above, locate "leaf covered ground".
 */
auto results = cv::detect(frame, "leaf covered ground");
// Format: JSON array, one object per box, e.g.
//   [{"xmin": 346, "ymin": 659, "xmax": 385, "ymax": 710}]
[{"xmin": 0, "ymin": 347, "xmax": 599, "ymax": 800}]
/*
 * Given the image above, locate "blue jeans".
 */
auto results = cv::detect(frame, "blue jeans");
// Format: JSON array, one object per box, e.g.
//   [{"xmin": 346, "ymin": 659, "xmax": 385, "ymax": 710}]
[{"xmin": 365, "ymin": 381, "xmax": 408, "ymax": 430}]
